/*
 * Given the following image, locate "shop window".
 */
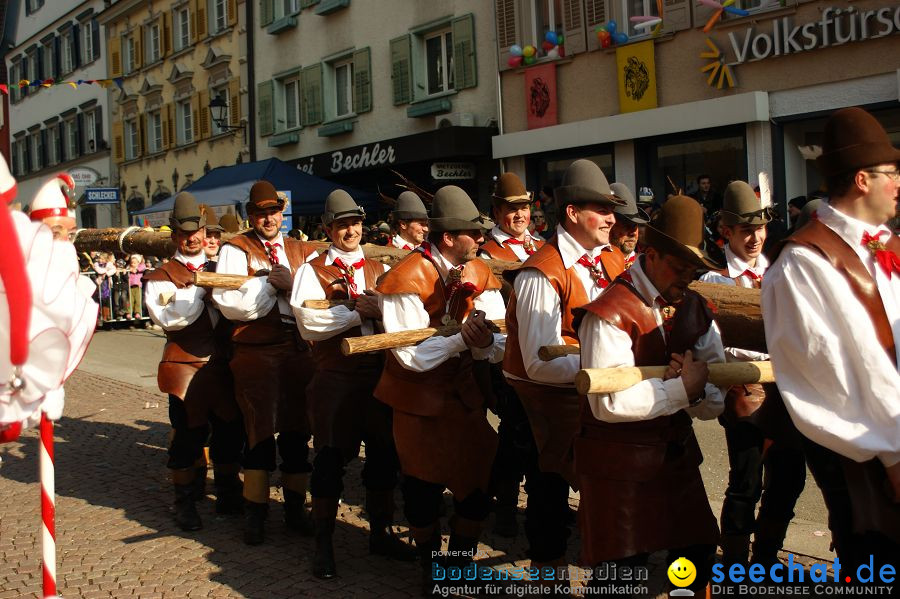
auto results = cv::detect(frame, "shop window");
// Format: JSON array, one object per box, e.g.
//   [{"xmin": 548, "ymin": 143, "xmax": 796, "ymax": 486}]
[
  {"xmin": 177, "ymin": 100, "xmax": 194, "ymax": 145},
  {"xmin": 174, "ymin": 7, "xmax": 191, "ymax": 51}
]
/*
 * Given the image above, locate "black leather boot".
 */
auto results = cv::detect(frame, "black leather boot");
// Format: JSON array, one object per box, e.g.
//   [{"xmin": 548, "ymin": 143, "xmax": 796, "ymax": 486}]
[
  {"xmin": 492, "ymin": 479, "xmax": 521, "ymax": 538},
  {"xmin": 366, "ymin": 489, "xmax": 417, "ymax": 561},
  {"xmin": 213, "ymin": 463, "xmax": 243, "ymax": 516},
  {"xmin": 410, "ymin": 523, "xmax": 442, "ymax": 597},
  {"xmin": 282, "ymin": 473, "xmax": 314, "ymax": 536},
  {"xmin": 312, "ymin": 497, "xmax": 339, "ymax": 579},
  {"xmin": 243, "ymin": 501, "xmax": 268, "ymax": 545},
  {"xmin": 172, "ymin": 468, "xmax": 202, "ymax": 531}
]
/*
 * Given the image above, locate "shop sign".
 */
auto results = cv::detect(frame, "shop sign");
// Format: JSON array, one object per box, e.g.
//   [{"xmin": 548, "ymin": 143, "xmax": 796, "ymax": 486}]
[
  {"xmin": 727, "ymin": 5, "xmax": 900, "ymax": 64},
  {"xmin": 84, "ymin": 187, "xmax": 120, "ymax": 205},
  {"xmin": 431, "ymin": 162, "xmax": 475, "ymax": 180},
  {"xmin": 69, "ymin": 166, "xmax": 100, "ymax": 187}
]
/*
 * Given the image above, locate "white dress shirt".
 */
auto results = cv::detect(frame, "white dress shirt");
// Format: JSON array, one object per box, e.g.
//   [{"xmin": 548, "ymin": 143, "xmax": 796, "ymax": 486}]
[
  {"xmin": 579, "ymin": 258, "xmax": 726, "ymax": 423},
  {"xmin": 762, "ymin": 201, "xmax": 900, "ymax": 467},
  {"xmin": 391, "ymin": 234, "xmax": 416, "ymax": 250},
  {"xmin": 290, "ymin": 245, "xmax": 388, "ymax": 340},
  {"xmin": 213, "ymin": 232, "xmax": 316, "ymax": 322},
  {"xmin": 380, "ymin": 245, "xmax": 506, "ymax": 372},
  {"xmin": 145, "ymin": 251, "xmax": 219, "ymax": 331},
  {"xmin": 479, "ymin": 226, "xmax": 539, "ymax": 262},
  {"xmin": 699, "ymin": 245, "xmax": 770, "ymax": 362},
  {"xmin": 504, "ymin": 224, "xmax": 612, "ymax": 386}
]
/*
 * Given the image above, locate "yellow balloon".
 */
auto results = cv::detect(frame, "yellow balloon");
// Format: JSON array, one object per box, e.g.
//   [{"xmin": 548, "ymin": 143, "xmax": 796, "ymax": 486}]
[{"xmin": 523, "ymin": 45, "xmax": 536, "ymax": 57}]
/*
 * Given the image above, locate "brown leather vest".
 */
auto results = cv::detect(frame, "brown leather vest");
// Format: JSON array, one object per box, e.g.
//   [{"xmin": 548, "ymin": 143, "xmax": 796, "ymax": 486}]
[
  {"xmin": 374, "ymin": 250, "xmax": 502, "ymax": 416},
  {"xmin": 308, "ymin": 251, "xmax": 384, "ymax": 372},
  {"xmin": 480, "ymin": 233, "xmax": 545, "ymax": 263},
  {"xmin": 576, "ymin": 278, "xmax": 714, "ymax": 442},
  {"xmin": 224, "ymin": 232, "xmax": 317, "ymax": 344},
  {"xmin": 774, "ymin": 219, "xmax": 898, "ymax": 365},
  {"xmin": 503, "ymin": 237, "xmax": 625, "ymax": 381},
  {"xmin": 142, "ymin": 259, "xmax": 216, "ymax": 362}
]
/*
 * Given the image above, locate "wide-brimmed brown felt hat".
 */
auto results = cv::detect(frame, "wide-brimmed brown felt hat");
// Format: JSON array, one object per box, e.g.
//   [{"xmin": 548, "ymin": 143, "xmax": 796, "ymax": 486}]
[
  {"xmin": 492, "ymin": 172, "xmax": 532, "ymax": 204},
  {"xmin": 554, "ymin": 159, "xmax": 625, "ymax": 208},
  {"xmin": 246, "ymin": 180, "xmax": 285, "ymax": 213},
  {"xmin": 644, "ymin": 195, "xmax": 723, "ymax": 270},
  {"xmin": 720, "ymin": 181, "xmax": 773, "ymax": 226},
  {"xmin": 169, "ymin": 192, "xmax": 207, "ymax": 232},
  {"xmin": 817, "ymin": 107, "xmax": 900, "ymax": 178}
]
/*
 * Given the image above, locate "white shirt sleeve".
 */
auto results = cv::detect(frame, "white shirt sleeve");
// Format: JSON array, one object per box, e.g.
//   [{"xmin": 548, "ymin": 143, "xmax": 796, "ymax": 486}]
[
  {"xmin": 580, "ymin": 313, "xmax": 726, "ymax": 423},
  {"xmin": 212, "ymin": 244, "xmax": 277, "ymax": 322},
  {"xmin": 290, "ymin": 263, "xmax": 362, "ymax": 341},
  {"xmin": 381, "ymin": 292, "xmax": 468, "ymax": 372},
  {"xmin": 763, "ymin": 246, "xmax": 900, "ymax": 467},
  {"xmin": 145, "ymin": 279, "xmax": 208, "ymax": 331},
  {"xmin": 512, "ymin": 269, "xmax": 580, "ymax": 384},
  {"xmin": 469, "ymin": 288, "xmax": 506, "ymax": 363}
]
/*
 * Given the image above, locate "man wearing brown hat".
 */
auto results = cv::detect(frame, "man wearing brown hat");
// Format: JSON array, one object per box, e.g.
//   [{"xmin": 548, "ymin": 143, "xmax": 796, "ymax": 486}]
[
  {"xmin": 290, "ymin": 190, "xmax": 414, "ymax": 579},
  {"xmin": 390, "ymin": 190, "xmax": 429, "ymax": 250},
  {"xmin": 700, "ymin": 181, "xmax": 806, "ymax": 568},
  {"xmin": 764, "ymin": 106, "xmax": 900, "ymax": 564},
  {"xmin": 144, "ymin": 192, "xmax": 245, "ymax": 531},
  {"xmin": 501, "ymin": 160, "xmax": 625, "ymax": 577},
  {"xmin": 576, "ymin": 194, "xmax": 726, "ymax": 593},
  {"xmin": 213, "ymin": 180, "xmax": 319, "ymax": 545},
  {"xmin": 479, "ymin": 172, "xmax": 545, "ymax": 262},
  {"xmin": 375, "ymin": 185, "xmax": 505, "ymax": 594},
  {"xmin": 199, "ymin": 204, "xmax": 224, "ymax": 261},
  {"xmin": 608, "ymin": 182, "xmax": 649, "ymax": 269}
]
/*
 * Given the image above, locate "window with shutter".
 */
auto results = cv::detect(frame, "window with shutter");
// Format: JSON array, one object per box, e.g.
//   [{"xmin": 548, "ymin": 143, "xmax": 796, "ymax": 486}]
[
  {"xmin": 192, "ymin": 94, "xmax": 201, "ymax": 140},
  {"xmin": 196, "ymin": 0, "xmax": 209, "ymax": 39},
  {"xmin": 452, "ymin": 14, "xmax": 477, "ymax": 90},
  {"xmin": 389, "ymin": 35, "xmax": 411, "ymax": 105},
  {"xmin": 562, "ymin": 0, "xmax": 586, "ymax": 54},
  {"xmin": 199, "ymin": 89, "xmax": 210, "ymax": 138},
  {"xmin": 229, "ymin": 79, "xmax": 241, "ymax": 126},
  {"xmin": 113, "ymin": 120, "xmax": 124, "ymax": 163},
  {"xmin": 585, "ymin": 0, "xmax": 610, "ymax": 51},
  {"xmin": 228, "ymin": 0, "xmax": 238, "ymax": 26},
  {"xmin": 257, "ymin": 79, "xmax": 275, "ymax": 135},
  {"xmin": 353, "ymin": 47, "xmax": 371, "ymax": 114},
  {"xmin": 496, "ymin": 0, "xmax": 520, "ymax": 70},
  {"xmin": 260, "ymin": 0, "xmax": 275, "ymax": 27}
]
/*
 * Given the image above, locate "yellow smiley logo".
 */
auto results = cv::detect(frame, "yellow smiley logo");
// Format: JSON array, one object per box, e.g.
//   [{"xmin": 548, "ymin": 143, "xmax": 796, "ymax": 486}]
[{"xmin": 667, "ymin": 557, "xmax": 697, "ymax": 588}]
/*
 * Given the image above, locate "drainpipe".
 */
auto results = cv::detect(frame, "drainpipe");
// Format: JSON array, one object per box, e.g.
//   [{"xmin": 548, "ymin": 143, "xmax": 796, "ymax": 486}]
[
  {"xmin": 246, "ymin": 0, "xmax": 256, "ymax": 162},
  {"xmin": 492, "ymin": 5, "xmax": 505, "ymax": 174}
]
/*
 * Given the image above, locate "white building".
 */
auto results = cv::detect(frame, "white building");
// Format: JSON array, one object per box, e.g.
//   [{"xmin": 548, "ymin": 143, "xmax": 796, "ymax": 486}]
[
  {"xmin": 252, "ymin": 0, "xmax": 501, "ymax": 218},
  {"xmin": 6, "ymin": 0, "xmax": 116, "ymax": 227}
]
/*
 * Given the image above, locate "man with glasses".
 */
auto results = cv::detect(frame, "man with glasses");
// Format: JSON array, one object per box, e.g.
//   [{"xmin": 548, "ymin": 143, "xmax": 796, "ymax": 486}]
[
  {"xmin": 763, "ymin": 106, "xmax": 900, "ymax": 565},
  {"xmin": 576, "ymin": 194, "xmax": 726, "ymax": 595}
]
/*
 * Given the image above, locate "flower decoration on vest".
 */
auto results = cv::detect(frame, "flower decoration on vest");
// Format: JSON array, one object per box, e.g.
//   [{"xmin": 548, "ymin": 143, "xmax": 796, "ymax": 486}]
[
  {"xmin": 332, "ymin": 257, "xmax": 365, "ymax": 298},
  {"xmin": 658, "ymin": 299, "xmax": 677, "ymax": 335},
  {"xmin": 264, "ymin": 241, "xmax": 280, "ymax": 265},
  {"xmin": 443, "ymin": 266, "xmax": 477, "ymax": 326},
  {"xmin": 577, "ymin": 253, "xmax": 609, "ymax": 288},
  {"xmin": 624, "ymin": 254, "xmax": 637, "ymax": 269},
  {"xmin": 862, "ymin": 231, "xmax": 900, "ymax": 279},
  {"xmin": 506, "ymin": 237, "xmax": 537, "ymax": 256}
]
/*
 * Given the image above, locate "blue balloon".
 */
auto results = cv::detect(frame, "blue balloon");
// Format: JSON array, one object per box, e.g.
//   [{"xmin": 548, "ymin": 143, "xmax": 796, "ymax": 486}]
[
  {"xmin": 545, "ymin": 31, "xmax": 559, "ymax": 45},
  {"xmin": 606, "ymin": 20, "xmax": 617, "ymax": 34},
  {"xmin": 614, "ymin": 32, "xmax": 628, "ymax": 44},
  {"xmin": 510, "ymin": 44, "xmax": 523, "ymax": 57}
]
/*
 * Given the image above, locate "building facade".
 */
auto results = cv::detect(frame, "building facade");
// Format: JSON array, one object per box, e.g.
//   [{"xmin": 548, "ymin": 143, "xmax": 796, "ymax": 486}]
[
  {"xmin": 491, "ymin": 0, "xmax": 900, "ymax": 220},
  {"xmin": 99, "ymin": 0, "xmax": 247, "ymax": 226},
  {"xmin": 6, "ymin": 0, "xmax": 114, "ymax": 227},
  {"xmin": 252, "ymin": 0, "xmax": 501, "ymax": 223}
]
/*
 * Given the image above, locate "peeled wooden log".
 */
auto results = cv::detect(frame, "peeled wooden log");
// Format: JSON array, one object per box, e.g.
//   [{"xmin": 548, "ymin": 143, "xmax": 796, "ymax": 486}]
[
  {"xmin": 342, "ymin": 320, "xmax": 507, "ymax": 356},
  {"xmin": 575, "ymin": 360, "xmax": 774, "ymax": 395},
  {"xmin": 303, "ymin": 299, "xmax": 355, "ymax": 309},
  {"xmin": 538, "ymin": 344, "xmax": 581, "ymax": 361},
  {"xmin": 73, "ymin": 227, "xmax": 177, "ymax": 257}
]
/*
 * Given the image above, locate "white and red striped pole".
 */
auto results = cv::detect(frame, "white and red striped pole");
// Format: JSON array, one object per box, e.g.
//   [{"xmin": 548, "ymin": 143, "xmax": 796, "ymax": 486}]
[{"xmin": 39, "ymin": 411, "xmax": 56, "ymax": 598}]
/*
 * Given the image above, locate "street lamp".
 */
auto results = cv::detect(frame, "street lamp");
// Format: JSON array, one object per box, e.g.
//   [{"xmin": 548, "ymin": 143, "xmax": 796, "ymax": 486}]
[{"xmin": 210, "ymin": 93, "xmax": 244, "ymax": 132}]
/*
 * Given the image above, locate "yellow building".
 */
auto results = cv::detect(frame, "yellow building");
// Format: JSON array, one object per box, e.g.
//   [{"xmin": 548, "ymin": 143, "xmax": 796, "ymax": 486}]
[{"xmin": 99, "ymin": 0, "xmax": 247, "ymax": 224}]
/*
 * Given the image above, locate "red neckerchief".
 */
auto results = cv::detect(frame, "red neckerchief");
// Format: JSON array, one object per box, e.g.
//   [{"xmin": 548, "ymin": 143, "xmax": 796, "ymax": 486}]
[
  {"xmin": 620, "ymin": 269, "xmax": 676, "ymax": 333},
  {"xmin": 402, "ymin": 243, "xmax": 414, "ymax": 251},
  {"xmin": 264, "ymin": 241, "xmax": 281, "ymax": 265},
  {"xmin": 184, "ymin": 262, "xmax": 206, "ymax": 273},
  {"xmin": 332, "ymin": 256, "xmax": 365, "ymax": 298},
  {"xmin": 505, "ymin": 236, "xmax": 537, "ymax": 255},
  {"xmin": 862, "ymin": 231, "xmax": 900, "ymax": 279},
  {"xmin": 576, "ymin": 253, "xmax": 609, "ymax": 288},
  {"xmin": 624, "ymin": 254, "xmax": 636, "ymax": 269},
  {"xmin": 419, "ymin": 242, "xmax": 478, "ymax": 320}
]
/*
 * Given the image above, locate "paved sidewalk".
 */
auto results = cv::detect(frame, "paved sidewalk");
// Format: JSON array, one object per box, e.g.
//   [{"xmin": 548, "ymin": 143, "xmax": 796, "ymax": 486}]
[{"xmin": 0, "ymin": 363, "xmax": 836, "ymax": 598}]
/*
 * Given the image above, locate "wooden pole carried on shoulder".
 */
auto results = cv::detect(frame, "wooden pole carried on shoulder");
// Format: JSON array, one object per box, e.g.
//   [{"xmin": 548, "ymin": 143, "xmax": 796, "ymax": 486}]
[
  {"xmin": 574, "ymin": 360, "xmax": 774, "ymax": 395},
  {"xmin": 341, "ymin": 320, "xmax": 507, "ymax": 356}
]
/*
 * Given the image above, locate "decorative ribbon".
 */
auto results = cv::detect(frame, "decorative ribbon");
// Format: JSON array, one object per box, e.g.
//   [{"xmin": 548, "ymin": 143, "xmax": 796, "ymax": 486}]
[
  {"xmin": 332, "ymin": 257, "xmax": 365, "ymax": 298},
  {"xmin": 862, "ymin": 231, "xmax": 900, "ymax": 279}
]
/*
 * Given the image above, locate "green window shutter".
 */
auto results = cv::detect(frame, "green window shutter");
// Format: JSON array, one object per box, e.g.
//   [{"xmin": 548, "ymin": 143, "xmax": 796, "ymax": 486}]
[
  {"xmin": 352, "ymin": 47, "xmax": 371, "ymax": 114},
  {"xmin": 301, "ymin": 63, "xmax": 323, "ymax": 126},
  {"xmin": 257, "ymin": 79, "xmax": 274, "ymax": 136},
  {"xmin": 389, "ymin": 34, "xmax": 411, "ymax": 106},
  {"xmin": 300, "ymin": 0, "xmax": 319, "ymax": 7},
  {"xmin": 452, "ymin": 14, "xmax": 476, "ymax": 90},
  {"xmin": 260, "ymin": 0, "xmax": 274, "ymax": 27}
]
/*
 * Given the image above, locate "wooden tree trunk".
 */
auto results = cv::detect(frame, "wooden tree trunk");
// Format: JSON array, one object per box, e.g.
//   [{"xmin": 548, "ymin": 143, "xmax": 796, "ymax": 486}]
[
  {"xmin": 575, "ymin": 361, "xmax": 774, "ymax": 394},
  {"xmin": 342, "ymin": 320, "xmax": 507, "ymax": 355}
]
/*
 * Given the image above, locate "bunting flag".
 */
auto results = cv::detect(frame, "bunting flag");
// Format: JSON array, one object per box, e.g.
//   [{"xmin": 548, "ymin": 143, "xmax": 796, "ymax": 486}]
[{"xmin": 0, "ymin": 78, "xmax": 125, "ymax": 95}]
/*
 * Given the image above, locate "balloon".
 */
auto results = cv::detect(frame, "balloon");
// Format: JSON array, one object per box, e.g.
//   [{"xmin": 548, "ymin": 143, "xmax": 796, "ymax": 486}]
[
  {"xmin": 523, "ymin": 45, "xmax": 536, "ymax": 57},
  {"xmin": 595, "ymin": 25, "xmax": 606, "ymax": 33},
  {"xmin": 600, "ymin": 36, "xmax": 612, "ymax": 49},
  {"xmin": 507, "ymin": 55, "xmax": 523, "ymax": 68},
  {"xmin": 558, "ymin": 33, "xmax": 565, "ymax": 44},
  {"xmin": 597, "ymin": 29, "xmax": 611, "ymax": 40},
  {"xmin": 524, "ymin": 54, "xmax": 537, "ymax": 65},
  {"xmin": 558, "ymin": 44, "xmax": 565, "ymax": 57},
  {"xmin": 606, "ymin": 20, "xmax": 617, "ymax": 34},
  {"xmin": 546, "ymin": 48, "xmax": 559, "ymax": 59},
  {"xmin": 510, "ymin": 44, "xmax": 523, "ymax": 57},
  {"xmin": 614, "ymin": 32, "xmax": 628, "ymax": 44},
  {"xmin": 545, "ymin": 31, "xmax": 559, "ymax": 45},
  {"xmin": 542, "ymin": 40, "xmax": 555, "ymax": 52}
]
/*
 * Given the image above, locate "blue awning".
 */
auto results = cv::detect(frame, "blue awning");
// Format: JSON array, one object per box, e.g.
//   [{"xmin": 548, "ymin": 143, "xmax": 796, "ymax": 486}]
[{"xmin": 131, "ymin": 158, "xmax": 377, "ymax": 217}]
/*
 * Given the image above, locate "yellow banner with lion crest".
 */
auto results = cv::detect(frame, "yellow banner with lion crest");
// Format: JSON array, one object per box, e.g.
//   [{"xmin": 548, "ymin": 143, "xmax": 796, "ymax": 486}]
[{"xmin": 616, "ymin": 40, "xmax": 657, "ymax": 113}]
